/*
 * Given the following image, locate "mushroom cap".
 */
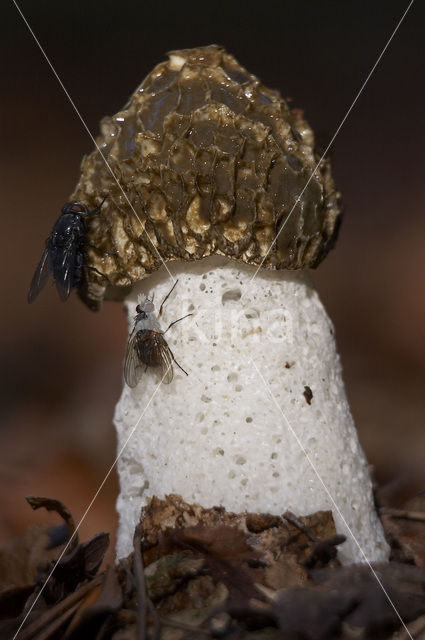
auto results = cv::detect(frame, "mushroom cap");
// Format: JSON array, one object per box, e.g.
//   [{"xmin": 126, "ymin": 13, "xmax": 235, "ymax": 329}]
[{"xmin": 71, "ymin": 45, "xmax": 342, "ymax": 310}]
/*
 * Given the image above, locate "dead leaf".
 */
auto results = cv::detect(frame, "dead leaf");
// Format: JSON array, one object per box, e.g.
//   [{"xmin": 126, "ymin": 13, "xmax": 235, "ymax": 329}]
[
  {"xmin": 145, "ymin": 551, "xmax": 205, "ymax": 601},
  {"xmin": 9, "ymin": 493, "xmax": 425, "ymax": 640},
  {"xmin": 168, "ymin": 526, "xmax": 263, "ymax": 601},
  {"xmin": 312, "ymin": 563, "xmax": 425, "ymax": 636},
  {"xmin": 273, "ymin": 586, "xmax": 355, "ymax": 639},
  {"xmin": 246, "ymin": 514, "xmax": 281, "ymax": 533},
  {"xmin": 264, "ymin": 553, "xmax": 309, "ymax": 590},
  {"xmin": 64, "ymin": 567, "xmax": 123, "ymax": 639},
  {"xmin": 0, "ymin": 584, "xmax": 35, "ymax": 619},
  {"xmin": 26, "ymin": 497, "xmax": 77, "ymax": 550},
  {"xmin": 35, "ymin": 532, "xmax": 109, "ymax": 604},
  {"xmin": 170, "ymin": 526, "xmax": 261, "ymax": 564}
]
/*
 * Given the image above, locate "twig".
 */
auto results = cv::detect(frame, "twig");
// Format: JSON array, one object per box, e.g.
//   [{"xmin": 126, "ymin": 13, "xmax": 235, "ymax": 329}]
[
  {"xmin": 18, "ymin": 575, "xmax": 103, "ymax": 640},
  {"xmin": 147, "ymin": 598, "xmax": 161, "ymax": 640},
  {"xmin": 133, "ymin": 523, "xmax": 150, "ymax": 640},
  {"xmin": 31, "ymin": 602, "xmax": 80, "ymax": 640}
]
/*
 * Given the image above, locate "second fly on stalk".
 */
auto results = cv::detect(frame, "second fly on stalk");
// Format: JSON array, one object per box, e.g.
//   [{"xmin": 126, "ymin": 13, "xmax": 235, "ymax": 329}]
[{"xmin": 124, "ymin": 280, "xmax": 191, "ymax": 387}]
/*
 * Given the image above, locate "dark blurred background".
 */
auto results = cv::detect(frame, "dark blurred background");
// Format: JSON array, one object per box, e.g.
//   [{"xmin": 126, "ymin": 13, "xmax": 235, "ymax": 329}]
[{"xmin": 1, "ymin": 0, "xmax": 424, "ymax": 560}]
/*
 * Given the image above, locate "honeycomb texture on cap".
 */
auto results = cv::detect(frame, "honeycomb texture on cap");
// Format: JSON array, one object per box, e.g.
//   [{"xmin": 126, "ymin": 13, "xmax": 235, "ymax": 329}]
[{"xmin": 71, "ymin": 45, "xmax": 342, "ymax": 309}]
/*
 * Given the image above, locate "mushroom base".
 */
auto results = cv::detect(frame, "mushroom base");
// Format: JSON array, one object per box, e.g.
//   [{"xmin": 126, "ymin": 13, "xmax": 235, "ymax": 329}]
[{"xmin": 114, "ymin": 256, "xmax": 389, "ymax": 564}]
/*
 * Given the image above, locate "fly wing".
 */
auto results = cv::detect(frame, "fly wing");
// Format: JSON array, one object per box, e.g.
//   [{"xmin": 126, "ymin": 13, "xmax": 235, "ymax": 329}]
[
  {"xmin": 124, "ymin": 331, "xmax": 144, "ymax": 388},
  {"xmin": 28, "ymin": 246, "xmax": 51, "ymax": 303},
  {"xmin": 157, "ymin": 339, "xmax": 174, "ymax": 384},
  {"xmin": 54, "ymin": 242, "xmax": 77, "ymax": 302}
]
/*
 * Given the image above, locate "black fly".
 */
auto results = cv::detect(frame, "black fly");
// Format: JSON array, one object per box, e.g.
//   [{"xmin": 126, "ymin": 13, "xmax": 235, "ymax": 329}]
[
  {"xmin": 28, "ymin": 196, "xmax": 109, "ymax": 303},
  {"xmin": 124, "ymin": 280, "xmax": 192, "ymax": 387}
]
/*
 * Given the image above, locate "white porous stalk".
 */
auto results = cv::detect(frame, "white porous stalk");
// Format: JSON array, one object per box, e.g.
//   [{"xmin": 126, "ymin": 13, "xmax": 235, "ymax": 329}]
[{"xmin": 114, "ymin": 256, "xmax": 389, "ymax": 564}]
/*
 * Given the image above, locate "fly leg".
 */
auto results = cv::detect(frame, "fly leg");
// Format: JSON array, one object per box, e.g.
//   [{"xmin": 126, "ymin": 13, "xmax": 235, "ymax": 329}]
[
  {"xmin": 168, "ymin": 346, "xmax": 189, "ymax": 376},
  {"xmin": 163, "ymin": 313, "xmax": 193, "ymax": 334},
  {"xmin": 87, "ymin": 194, "xmax": 109, "ymax": 216},
  {"xmin": 85, "ymin": 195, "xmax": 117, "ymax": 257},
  {"xmin": 159, "ymin": 279, "xmax": 179, "ymax": 317},
  {"xmin": 85, "ymin": 264, "xmax": 111, "ymax": 284}
]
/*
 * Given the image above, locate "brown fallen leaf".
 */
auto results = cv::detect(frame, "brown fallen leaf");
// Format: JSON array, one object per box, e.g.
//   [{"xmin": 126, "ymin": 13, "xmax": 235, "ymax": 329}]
[
  {"xmin": 283, "ymin": 510, "xmax": 346, "ymax": 568},
  {"xmin": 7, "ymin": 493, "xmax": 425, "ymax": 640},
  {"xmin": 263, "ymin": 552, "xmax": 309, "ymax": 590},
  {"xmin": 381, "ymin": 496, "xmax": 425, "ymax": 570},
  {"xmin": 14, "ymin": 575, "xmax": 103, "ymax": 640},
  {"xmin": 312, "ymin": 562, "xmax": 425, "ymax": 636},
  {"xmin": 245, "ymin": 514, "xmax": 281, "ymax": 534},
  {"xmin": 35, "ymin": 531, "xmax": 110, "ymax": 604},
  {"xmin": 145, "ymin": 551, "xmax": 205, "ymax": 601},
  {"xmin": 170, "ymin": 526, "xmax": 262, "ymax": 565},
  {"xmin": 272, "ymin": 586, "xmax": 355, "ymax": 639},
  {"xmin": 26, "ymin": 497, "xmax": 77, "ymax": 547},
  {"xmin": 64, "ymin": 567, "xmax": 123, "ymax": 639},
  {"xmin": 0, "ymin": 584, "xmax": 35, "ymax": 620},
  {"xmin": 163, "ymin": 526, "xmax": 262, "ymax": 602},
  {"xmin": 158, "ymin": 575, "xmax": 228, "ymax": 616}
]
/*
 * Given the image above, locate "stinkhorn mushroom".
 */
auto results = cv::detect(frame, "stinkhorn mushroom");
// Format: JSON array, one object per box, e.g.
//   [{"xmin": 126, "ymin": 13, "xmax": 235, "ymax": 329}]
[{"xmin": 70, "ymin": 45, "xmax": 389, "ymax": 565}]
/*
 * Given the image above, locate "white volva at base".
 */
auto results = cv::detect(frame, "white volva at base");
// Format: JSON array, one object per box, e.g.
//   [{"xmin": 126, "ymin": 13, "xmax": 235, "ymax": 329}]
[{"xmin": 114, "ymin": 256, "xmax": 389, "ymax": 564}]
